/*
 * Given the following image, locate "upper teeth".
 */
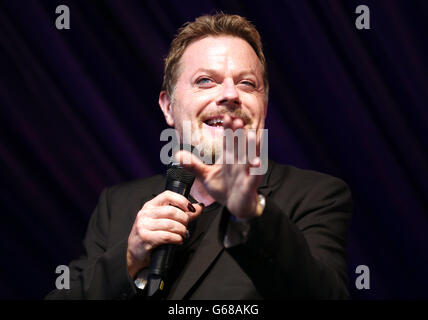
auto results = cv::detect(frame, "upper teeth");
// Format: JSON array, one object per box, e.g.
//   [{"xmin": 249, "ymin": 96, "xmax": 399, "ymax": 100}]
[{"xmin": 206, "ymin": 118, "xmax": 224, "ymax": 126}]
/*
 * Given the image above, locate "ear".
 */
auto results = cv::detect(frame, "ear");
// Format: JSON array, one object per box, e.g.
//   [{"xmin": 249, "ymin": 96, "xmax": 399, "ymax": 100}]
[{"xmin": 159, "ymin": 91, "xmax": 174, "ymax": 127}]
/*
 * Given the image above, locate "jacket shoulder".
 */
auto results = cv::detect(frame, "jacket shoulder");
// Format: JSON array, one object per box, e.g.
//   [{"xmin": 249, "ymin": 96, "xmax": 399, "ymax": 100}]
[
  {"xmin": 268, "ymin": 160, "xmax": 350, "ymax": 191},
  {"xmin": 103, "ymin": 174, "xmax": 166, "ymax": 210},
  {"xmin": 266, "ymin": 160, "xmax": 352, "ymax": 216},
  {"xmin": 109, "ymin": 174, "xmax": 165, "ymax": 194}
]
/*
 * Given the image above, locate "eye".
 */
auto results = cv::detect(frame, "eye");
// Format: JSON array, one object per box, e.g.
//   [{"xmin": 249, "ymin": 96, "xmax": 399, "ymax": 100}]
[
  {"xmin": 196, "ymin": 77, "xmax": 214, "ymax": 86},
  {"xmin": 239, "ymin": 80, "xmax": 256, "ymax": 88}
]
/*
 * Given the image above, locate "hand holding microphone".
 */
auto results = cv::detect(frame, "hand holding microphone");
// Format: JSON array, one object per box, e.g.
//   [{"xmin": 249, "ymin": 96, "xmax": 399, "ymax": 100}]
[{"xmin": 126, "ymin": 145, "xmax": 204, "ymax": 298}]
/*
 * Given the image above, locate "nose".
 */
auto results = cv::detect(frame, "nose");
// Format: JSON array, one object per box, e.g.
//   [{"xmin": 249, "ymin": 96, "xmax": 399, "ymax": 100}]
[{"xmin": 217, "ymin": 78, "xmax": 241, "ymax": 107}]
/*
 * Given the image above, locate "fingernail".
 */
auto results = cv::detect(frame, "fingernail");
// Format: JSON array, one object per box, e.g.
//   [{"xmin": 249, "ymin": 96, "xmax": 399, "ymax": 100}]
[
  {"xmin": 185, "ymin": 230, "xmax": 190, "ymax": 239},
  {"xmin": 188, "ymin": 203, "xmax": 196, "ymax": 212}
]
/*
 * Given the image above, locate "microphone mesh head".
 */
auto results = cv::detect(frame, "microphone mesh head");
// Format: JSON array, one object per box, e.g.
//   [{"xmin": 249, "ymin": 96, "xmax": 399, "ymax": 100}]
[
  {"xmin": 166, "ymin": 143, "xmax": 197, "ymax": 186},
  {"xmin": 166, "ymin": 165, "xmax": 195, "ymax": 186}
]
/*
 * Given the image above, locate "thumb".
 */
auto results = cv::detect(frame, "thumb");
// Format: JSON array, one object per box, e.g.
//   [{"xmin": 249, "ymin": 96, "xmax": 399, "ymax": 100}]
[
  {"xmin": 175, "ymin": 150, "xmax": 207, "ymax": 179},
  {"xmin": 187, "ymin": 202, "xmax": 205, "ymax": 221}
]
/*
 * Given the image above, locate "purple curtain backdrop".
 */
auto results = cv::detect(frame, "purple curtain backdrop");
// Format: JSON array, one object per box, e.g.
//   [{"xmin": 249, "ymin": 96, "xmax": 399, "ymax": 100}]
[{"xmin": 0, "ymin": 0, "xmax": 427, "ymax": 299}]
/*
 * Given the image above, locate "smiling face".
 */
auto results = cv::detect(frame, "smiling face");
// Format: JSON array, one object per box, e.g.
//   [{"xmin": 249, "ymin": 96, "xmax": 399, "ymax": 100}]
[{"xmin": 159, "ymin": 35, "xmax": 268, "ymax": 160}]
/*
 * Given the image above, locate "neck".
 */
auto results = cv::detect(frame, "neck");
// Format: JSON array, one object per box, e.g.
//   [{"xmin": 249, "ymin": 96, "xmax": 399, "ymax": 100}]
[{"xmin": 190, "ymin": 178, "xmax": 215, "ymax": 207}]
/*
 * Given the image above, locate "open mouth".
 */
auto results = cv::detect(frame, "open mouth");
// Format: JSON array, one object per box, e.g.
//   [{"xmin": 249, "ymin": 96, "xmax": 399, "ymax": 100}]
[
  {"xmin": 203, "ymin": 117, "xmax": 225, "ymax": 127},
  {"xmin": 202, "ymin": 115, "xmax": 246, "ymax": 128}
]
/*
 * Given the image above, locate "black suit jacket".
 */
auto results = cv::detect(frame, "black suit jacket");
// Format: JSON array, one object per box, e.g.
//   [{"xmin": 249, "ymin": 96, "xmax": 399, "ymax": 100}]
[{"xmin": 46, "ymin": 159, "xmax": 353, "ymax": 299}]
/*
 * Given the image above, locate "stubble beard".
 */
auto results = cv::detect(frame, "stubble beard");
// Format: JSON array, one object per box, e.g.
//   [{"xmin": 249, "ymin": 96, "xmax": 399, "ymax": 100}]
[
  {"xmin": 183, "ymin": 123, "xmax": 224, "ymax": 165},
  {"xmin": 171, "ymin": 101, "xmax": 223, "ymax": 165}
]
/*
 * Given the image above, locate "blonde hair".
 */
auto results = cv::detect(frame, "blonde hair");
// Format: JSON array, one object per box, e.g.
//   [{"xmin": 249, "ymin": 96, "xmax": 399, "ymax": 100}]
[{"xmin": 162, "ymin": 13, "xmax": 269, "ymax": 100}]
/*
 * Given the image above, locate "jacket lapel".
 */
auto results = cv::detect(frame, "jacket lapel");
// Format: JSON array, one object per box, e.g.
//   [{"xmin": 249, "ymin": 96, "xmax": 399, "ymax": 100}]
[{"xmin": 169, "ymin": 207, "xmax": 225, "ymax": 299}]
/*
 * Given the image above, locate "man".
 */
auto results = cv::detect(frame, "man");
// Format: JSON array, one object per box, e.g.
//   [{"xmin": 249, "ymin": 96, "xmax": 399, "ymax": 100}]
[{"xmin": 46, "ymin": 13, "xmax": 352, "ymax": 300}]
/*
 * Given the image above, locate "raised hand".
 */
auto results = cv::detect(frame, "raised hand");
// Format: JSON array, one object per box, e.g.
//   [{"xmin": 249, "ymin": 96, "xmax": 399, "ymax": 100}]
[{"xmin": 175, "ymin": 114, "xmax": 264, "ymax": 220}]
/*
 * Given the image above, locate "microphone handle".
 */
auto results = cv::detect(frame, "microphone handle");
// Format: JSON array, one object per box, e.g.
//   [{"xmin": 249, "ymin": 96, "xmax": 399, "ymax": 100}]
[
  {"xmin": 148, "ymin": 244, "xmax": 176, "ymax": 277},
  {"xmin": 146, "ymin": 179, "xmax": 192, "ymax": 298}
]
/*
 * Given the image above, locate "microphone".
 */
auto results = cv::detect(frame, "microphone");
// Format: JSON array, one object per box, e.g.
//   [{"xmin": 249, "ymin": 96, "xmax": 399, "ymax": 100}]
[{"xmin": 146, "ymin": 145, "xmax": 196, "ymax": 299}]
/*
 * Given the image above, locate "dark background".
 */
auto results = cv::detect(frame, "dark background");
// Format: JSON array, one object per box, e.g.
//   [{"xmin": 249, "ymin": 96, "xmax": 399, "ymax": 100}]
[{"xmin": 0, "ymin": 0, "xmax": 426, "ymax": 299}]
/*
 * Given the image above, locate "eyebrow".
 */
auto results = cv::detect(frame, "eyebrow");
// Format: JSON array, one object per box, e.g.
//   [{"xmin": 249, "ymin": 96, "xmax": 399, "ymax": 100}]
[
  {"xmin": 192, "ymin": 68, "xmax": 259, "ymax": 80},
  {"xmin": 190, "ymin": 67, "xmax": 265, "ymax": 94}
]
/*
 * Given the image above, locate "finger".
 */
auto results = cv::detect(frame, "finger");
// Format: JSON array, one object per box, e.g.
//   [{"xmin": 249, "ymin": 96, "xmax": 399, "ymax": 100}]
[
  {"xmin": 247, "ymin": 129, "xmax": 259, "ymax": 167},
  {"xmin": 223, "ymin": 115, "xmax": 235, "ymax": 165},
  {"xmin": 250, "ymin": 157, "xmax": 261, "ymax": 167},
  {"xmin": 149, "ymin": 190, "xmax": 193, "ymax": 213},
  {"xmin": 150, "ymin": 230, "xmax": 184, "ymax": 246},
  {"xmin": 223, "ymin": 114, "xmax": 233, "ymax": 130},
  {"xmin": 223, "ymin": 114, "xmax": 244, "ymax": 131},
  {"xmin": 187, "ymin": 202, "xmax": 205, "ymax": 221},
  {"xmin": 146, "ymin": 218, "xmax": 187, "ymax": 237},
  {"xmin": 249, "ymin": 168, "xmax": 264, "ymax": 187},
  {"xmin": 175, "ymin": 150, "xmax": 207, "ymax": 179},
  {"xmin": 234, "ymin": 117, "xmax": 247, "ymax": 164},
  {"xmin": 231, "ymin": 117, "xmax": 245, "ymax": 131},
  {"xmin": 144, "ymin": 205, "xmax": 190, "ymax": 226},
  {"xmin": 236, "ymin": 127, "xmax": 248, "ymax": 165}
]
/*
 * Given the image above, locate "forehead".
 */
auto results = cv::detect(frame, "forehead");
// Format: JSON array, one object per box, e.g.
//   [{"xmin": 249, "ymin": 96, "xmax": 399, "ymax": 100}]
[{"xmin": 179, "ymin": 35, "xmax": 263, "ymax": 77}]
